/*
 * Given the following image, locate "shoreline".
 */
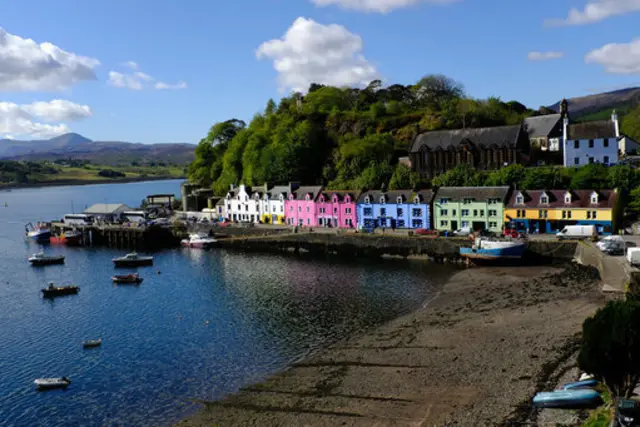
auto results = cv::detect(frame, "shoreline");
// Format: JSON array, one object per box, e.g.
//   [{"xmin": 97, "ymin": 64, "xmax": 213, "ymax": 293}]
[
  {"xmin": 0, "ymin": 175, "xmax": 185, "ymax": 191},
  {"xmin": 176, "ymin": 262, "xmax": 606, "ymax": 426}
]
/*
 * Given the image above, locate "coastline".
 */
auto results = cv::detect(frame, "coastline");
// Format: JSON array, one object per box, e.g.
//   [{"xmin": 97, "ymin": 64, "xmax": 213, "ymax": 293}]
[
  {"xmin": 0, "ymin": 175, "xmax": 185, "ymax": 191},
  {"xmin": 177, "ymin": 262, "xmax": 605, "ymax": 426}
]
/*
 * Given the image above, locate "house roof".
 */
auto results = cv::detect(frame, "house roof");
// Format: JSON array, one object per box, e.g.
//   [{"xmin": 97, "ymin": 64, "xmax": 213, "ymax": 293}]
[
  {"xmin": 84, "ymin": 203, "xmax": 131, "ymax": 214},
  {"xmin": 292, "ymin": 186, "xmax": 323, "ymax": 201},
  {"xmin": 435, "ymin": 186, "xmax": 511, "ymax": 202},
  {"xmin": 267, "ymin": 185, "xmax": 290, "ymax": 198},
  {"xmin": 357, "ymin": 189, "xmax": 434, "ymax": 203},
  {"xmin": 215, "ymin": 198, "xmax": 225, "ymax": 206},
  {"xmin": 506, "ymin": 189, "xmax": 617, "ymax": 209},
  {"xmin": 410, "ymin": 125, "xmax": 522, "ymax": 152},
  {"xmin": 524, "ymin": 114, "xmax": 562, "ymax": 139},
  {"xmin": 318, "ymin": 190, "xmax": 362, "ymax": 202},
  {"xmin": 567, "ymin": 120, "xmax": 617, "ymax": 140}
]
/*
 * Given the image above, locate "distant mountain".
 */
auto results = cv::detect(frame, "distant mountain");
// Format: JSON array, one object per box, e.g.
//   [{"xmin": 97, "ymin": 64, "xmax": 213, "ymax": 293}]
[
  {"xmin": 547, "ymin": 87, "xmax": 640, "ymax": 122},
  {"xmin": 0, "ymin": 133, "xmax": 195, "ymax": 165}
]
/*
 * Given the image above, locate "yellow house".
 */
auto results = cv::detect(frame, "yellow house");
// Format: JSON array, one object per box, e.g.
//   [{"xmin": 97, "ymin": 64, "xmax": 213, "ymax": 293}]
[{"xmin": 504, "ymin": 189, "xmax": 617, "ymax": 234}]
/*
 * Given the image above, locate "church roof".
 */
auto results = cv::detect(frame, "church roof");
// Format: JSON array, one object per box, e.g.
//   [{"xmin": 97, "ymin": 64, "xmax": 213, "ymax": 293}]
[
  {"xmin": 524, "ymin": 114, "xmax": 562, "ymax": 138},
  {"xmin": 410, "ymin": 125, "xmax": 523, "ymax": 152}
]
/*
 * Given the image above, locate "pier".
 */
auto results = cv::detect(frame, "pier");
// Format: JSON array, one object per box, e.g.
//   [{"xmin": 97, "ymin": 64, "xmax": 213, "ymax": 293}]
[{"xmin": 50, "ymin": 222, "xmax": 180, "ymax": 250}]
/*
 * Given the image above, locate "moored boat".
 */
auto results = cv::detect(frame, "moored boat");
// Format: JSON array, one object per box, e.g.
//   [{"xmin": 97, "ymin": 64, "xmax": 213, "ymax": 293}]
[
  {"xmin": 181, "ymin": 233, "xmax": 218, "ymax": 249},
  {"xmin": 25, "ymin": 222, "xmax": 51, "ymax": 242},
  {"xmin": 50, "ymin": 231, "xmax": 82, "ymax": 246},
  {"xmin": 561, "ymin": 379, "xmax": 599, "ymax": 390},
  {"xmin": 532, "ymin": 389, "xmax": 602, "ymax": 409},
  {"xmin": 112, "ymin": 273, "xmax": 144, "ymax": 284},
  {"xmin": 459, "ymin": 237, "xmax": 527, "ymax": 261},
  {"xmin": 28, "ymin": 252, "xmax": 65, "ymax": 266},
  {"xmin": 41, "ymin": 282, "xmax": 79, "ymax": 298},
  {"xmin": 83, "ymin": 338, "xmax": 102, "ymax": 348},
  {"xmin": 112, "ymin": 253, "xmax": 154, "ymax": 267},
  {"xmin": 34, "ymin": 377, "xmax": 71, "ymax": 390}
]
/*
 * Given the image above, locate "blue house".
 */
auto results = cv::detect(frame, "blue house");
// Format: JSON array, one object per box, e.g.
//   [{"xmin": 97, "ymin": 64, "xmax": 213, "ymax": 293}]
[{"xmin": 356, "ymin": 190, "xmax": 433, "ymax": 230}]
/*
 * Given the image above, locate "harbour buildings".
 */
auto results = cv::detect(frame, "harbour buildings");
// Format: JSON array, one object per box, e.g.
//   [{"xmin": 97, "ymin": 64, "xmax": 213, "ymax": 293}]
[
  {"xmin": 356, "ymin": 190, "xmax": 433, "ymax": 230},
  {"xmin": 432, "ymin": 187, "xmax": 511, "ymax": 234}
]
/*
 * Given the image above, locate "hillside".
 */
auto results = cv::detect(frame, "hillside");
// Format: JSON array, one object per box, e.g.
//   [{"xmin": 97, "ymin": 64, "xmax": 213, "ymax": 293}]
[
  {"xmin": 547, "ymin": 87, "xmax": 640, "ymax": 121},
  {"xmin": 0, "ymin": 133, "xmax": 195, "ymax": 165}
]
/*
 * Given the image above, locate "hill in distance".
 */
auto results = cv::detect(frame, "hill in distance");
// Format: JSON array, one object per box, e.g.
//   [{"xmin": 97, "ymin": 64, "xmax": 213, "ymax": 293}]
[
  {"xmin": 0, "ymin": 133, "xmax": 195, "ymax": 165},
  {"xmin": 547, "ymin": 87, "xmax": 640, "ymax": 122}
]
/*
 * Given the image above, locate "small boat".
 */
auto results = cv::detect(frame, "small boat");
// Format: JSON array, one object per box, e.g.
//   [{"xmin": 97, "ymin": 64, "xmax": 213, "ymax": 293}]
[
  {"xmin": 112, "ymin": 273, "xmax": 143, "ymax": 284},
  {"xmin": 28, "ymin": 252, "xmax": 65, "ymax": 266},
  {"xmin": 532, "ymin": 389, "xmax": 602, "ymax": 409},
  {"xmin": 83, "ymin": 338, "xmax": 102, "ymax": 348},
  {"xmin": 34, "ymin": 377, "xmax": 71, "ymax": 390},
  {"xmin": 561, "ymin": 379, "xmax": 599, "ymax": 390},
  {"xmin": 459, "ymin": 236, "xmax": 527, "ymax": 261},
  {"xmin": 41, "ymin": 282, "xmax": 79, "ymax": 298},
  {"xmin": 181, "ymin": 233, "xmax": 218, "ymax": 249},
  {"xmin": 112, "ymin": 252, "xmax": 153, "ymax": 267},
  {"xmin": 580, "ymin": 373, "xmax": 595, "ymax": 382},
  {"xmin": 25, "ymin": 222, "xmax": 52, "ymax": 243},
  {"xmin": 50, "ymin": 231, "xmax": 82, "ymax": 246}
]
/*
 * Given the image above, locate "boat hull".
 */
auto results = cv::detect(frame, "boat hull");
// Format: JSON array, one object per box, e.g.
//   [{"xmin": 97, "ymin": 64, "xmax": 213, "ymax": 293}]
[
  {"xmin": 532, "ymin": 390, "xmax": 601, "ymax": 409},
  {"xmin": 29, "ymin": 257, "xmax": 65, "ymax": 266},
  {"xmin": 41, "ymin": 287, "xmax": 79, "ymax": 298},
  {"xmin": 34, "ymin": 378, "xmax": 71, "ymax": 390},
  {"xmin": 460, "ymin": 242, "xmax": 527, "ymax": 260},
  {"xmin": 83, "ymin": 340, "xmax": 102, "ymax": 348},
  {"xmin": 113, "ymin": 259, "xmax": 153, "ymax": 267},
  {"xmin": 112, "ymin": 276, "xmax": 144, "ymax": 284},
  {"xmin": 28, "ymin": 230, "xmax": 51, "ymax": 242}
]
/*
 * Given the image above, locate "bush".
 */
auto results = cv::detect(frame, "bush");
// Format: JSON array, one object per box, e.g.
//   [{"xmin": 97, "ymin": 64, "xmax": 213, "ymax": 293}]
[{"xmin": 98, "ymin": 169, "xmax": 126, "ymax": 178}]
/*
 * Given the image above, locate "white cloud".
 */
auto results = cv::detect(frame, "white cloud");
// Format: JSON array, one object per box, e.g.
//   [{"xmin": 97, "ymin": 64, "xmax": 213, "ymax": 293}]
[
  {"xmin": 310, "ymin": 0, "xmax": 456, "ymax": 13},
  {"xmin": 528, "ymin": 51, "xmax": 565, "ymax": 61},
  {"xmin": 585, "ymin": 39, "xmax": 640, "ymax": 73},
  {"xmin": 108, "ymin": 64, "xmax": 187, "ymax": 90},
  {"xmin": 0, "ymin": 27, "xmax": 99, "ymax": 91},
  {"xmin": 256, "ymin": 17, "xmax": 378, "ymax": 93},
  {"xmin": 0, "ymin": 100, "xmax": 90, "ymax": 138},
  {"xmin": 546, "ymin": 0, "xmax": 640, "ymax": 26}
]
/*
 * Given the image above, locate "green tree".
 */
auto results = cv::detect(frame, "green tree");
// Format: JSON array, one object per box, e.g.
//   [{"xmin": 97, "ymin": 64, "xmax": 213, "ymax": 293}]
[
  {"xmin": 389, "ymin": 164, "xmax": 418, "ymax": 190},
  {"xmin": 413, "ymin": 74, "xmax": 465, "ymax": 109},
  {"xmin": 570, "ymin": 164, "xmax": 609, "ymax": 189},
  {"xmin": 622, "ymin": 104, "xmax": 640, "ymax": 141},
  {"xmin": 578, "ymin": 299, "xmax": 640, "ymax": 398},
  {"xmin": 485, "ymin": 164, "xmax": 526, "ymax": 187},
  {"xmin": 432, "ymin": 164, "xmax": 482, "ymax": 187}
]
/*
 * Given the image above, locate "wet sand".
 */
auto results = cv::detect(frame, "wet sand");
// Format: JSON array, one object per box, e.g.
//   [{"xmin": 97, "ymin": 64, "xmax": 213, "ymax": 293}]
[{"xmin": 177, "ymin": 263, "xmax": 604, "ymax": 427}]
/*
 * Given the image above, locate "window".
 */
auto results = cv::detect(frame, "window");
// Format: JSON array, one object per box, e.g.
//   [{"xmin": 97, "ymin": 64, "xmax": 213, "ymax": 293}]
[
  {"xmin": 520, "ymin": 210, "xmax": 526, "ymax": 218},
  {"xmin": 346, "ymin": 208, "xmax": 352, "ymax": 214},
  {"xmin": 462, "ymin": 209, "xmax": 470, "ymax": 217},
  {"xmin": 604, "ymin": 138, "xmax": 609, "ymax": 148},
  {"xmin": 333, "ymin": 208, "xmax": 338, "ymax": 214},
  {"xmin": 540, "ymin": 194, "xmax": 549, "ymax": 204},
  {"xmin": 397, "ymin": 220, "xmax": 405, "ymax": 228},
  {"xmin": 591, "ymin": 193, "xmax": 599, "ymax": 204},
  {"xmin": 473, "ymin": 210, "xmax": 478, "ymax": 217},
  {"xmin": 412, "ymin": 208, "xmax": 423, "ymax": 217},
  {"xmin": 562, "ymin": 210, "xmax": 572, "ymax": 219},
  {"xmin": 452, "ymin": 209, "xmax": 457, "ymax": 216},
  {"xmin": 463, "ymin": 198, "xmax": 473, "ymax": 204},
  {"xmin": 515, "ymin": 194, "xmax": 524, "ymax": 205},
  {"xmin": 319, "ymin": 208, "xmax": 325, "ymax": 214},
  {"xmin": 380, "ymin": 197, "xmax": 386, "ymax": 204},
  {"xmin": 574, "ymin": 157, "xmax": 580, "ymax": 166},
  {"xmin": 488, "ymin": 199, "xmax": 496, "ymax": 205},
  {"xmin": 589, "ymin": 139, "xmax": 594, "ymax": 148},
  {"xmin": 363, "ymin": 207, "xmax": 372, "ymax": 216},
  {"xmin": 281, "ymin": 206, "xmax": 284, "ymax": 213},
  {"xmin": 227, "ymin": 204, "xmax": 231, "ymax": 211},
  {"xmin": 290, "ymin": 206, "xmax": 293, "ymax": 212},
  {"xmin": 489, "ymin": 222, "xmax": 498, "ymax": 229},
  {"xmin": 298, "ymin": 206, "xmax": 301, "ymax": 212},
  {"xmin": 441, "ymin": 209, "xmax": 448, "ymax": 216},
  {"xmin": 489, "ymin": 210, "xmax": 497, "ymax": 217},
  {"xmin": 307, "ymin": 219, "xmax": 310, "ymax": 225},
  {"xmin": 564, "ymin": 193, "xmax": 571, "ymax": 204},
  {"xmin": 587, "ymin": 211, "xmax": 591, "ymax": 219},
  {"xmin": 412, "ymin": 219, "xmax": 424, "ymax": 228},
  {"xmin": 480, "ymin": 210, "xmax": 485, "ymax": 217},
  {"xmin": 589, "ymin": 157, "xmax": 595, "ymax": 164},
  {"xmin": 592, "ymin": 211, "xmax": 597, "ymax": 219},
  {"xmin": 538, "ymin": 210, "xmax": 548, "ymax": 219},
  {"xmin": 603, "ymin": 156, "xmax": 609, "ymax": 165},
  {"xmin": 414, "ymin": 198, "xmax": 420, "ymax": 205},
  {"xmin": 574, "ymin": 140, "xmax": 580, "ymax": 149},
  {"xmin": 306, "ymin": 207, "xmax": 310, "ymax": 213},
  {"xmin": 380, "ymin": 208, "xmax": 387, "ymax": 216},
  {"xmin": 439, "ymin": 198, "xmax": 449, "ymax": 204},
  {"xmin": 461, "ymin": 221, "xmax": 470, "ymax": 228},
  {"xmin": 396, "ymin": 197, "xmax": 403, "ymax": 204},
  {"xmin": 440, "ymin": 220, "xmax": 448, "ymax": 227},
  {"xmin": 273, "ymin": 206, "xmax": 276, "ymax": 212},
  {"xmin": 364, "ymin": 197, "xmax": 371, "ymax": 204},
  {"xmin": 397, "ymin": 208, "xmax": 404, "ymax": 216}
]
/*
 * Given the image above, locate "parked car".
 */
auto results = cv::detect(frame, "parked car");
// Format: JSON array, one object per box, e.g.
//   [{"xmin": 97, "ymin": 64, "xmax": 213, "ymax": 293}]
[
  {"xmin": 596, "ymin": 235, "xmax": 624, "ymax": 251},
  {"xmin": 504, "ymin": 229, "xmax": 525, "ymax": 239},
  {"xmin": 453, "ymin": 227, "xmax": 472, "ymax": 237},
  {"xmin": 415, "ymin": 228, "xmax": 438, "ymax": 236}
]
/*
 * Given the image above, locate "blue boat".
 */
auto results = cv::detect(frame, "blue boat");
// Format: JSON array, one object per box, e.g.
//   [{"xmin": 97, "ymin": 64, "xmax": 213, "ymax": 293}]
[
  {"xmin": 25, "ymin": 222, "xmax": 51, "ymax": 243},
  {"xmin": 533, "ymin": 389, "xmax": 602, "ymax": 409},
  {"xmin": 562, "ymin": 379, "xmax": 599, "ymax": 390},
  {"xmin": 459, "ymin": 237, "xmax": 527, "ymax": 260}
]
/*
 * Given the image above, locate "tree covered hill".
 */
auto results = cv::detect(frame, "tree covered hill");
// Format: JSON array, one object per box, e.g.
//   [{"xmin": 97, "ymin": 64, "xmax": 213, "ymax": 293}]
[{"xmin": 188, "ymin": 75, "xmax": 544, "ymax": 195}]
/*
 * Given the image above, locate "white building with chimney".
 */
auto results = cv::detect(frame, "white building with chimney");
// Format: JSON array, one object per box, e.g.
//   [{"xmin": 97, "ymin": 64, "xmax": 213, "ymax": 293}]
[{"xmin": 562, "ymin": 110, "xmax": 620, "ymax": 167}]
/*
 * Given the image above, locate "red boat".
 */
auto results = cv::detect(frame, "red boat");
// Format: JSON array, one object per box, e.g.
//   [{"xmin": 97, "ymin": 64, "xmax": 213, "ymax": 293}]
[
  {"xmin": 50, "ymin": 231, "xmax": 83, "ymax": 246},
  {"xmin": 112, "ymin": 273, "xmax": 144, "ymax": 285}
]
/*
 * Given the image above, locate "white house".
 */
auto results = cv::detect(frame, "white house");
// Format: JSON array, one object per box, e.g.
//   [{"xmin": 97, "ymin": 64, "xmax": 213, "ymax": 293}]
[
  {"xmin": 225, "ymin": 184, "xmax": 257, "ymax": 223},
  {"xmin": 562, "ymin": 111, "xmax": 620, "ymax": 167},
  {"xmin": 262, "ymin": 183, "xmax": 298, "ymax": 224}
]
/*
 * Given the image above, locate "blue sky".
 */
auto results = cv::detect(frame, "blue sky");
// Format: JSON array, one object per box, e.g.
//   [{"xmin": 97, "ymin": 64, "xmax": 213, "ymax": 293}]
[{"xmin": 1, "ymin": 0, "xmax": 640, "ymax": 143}]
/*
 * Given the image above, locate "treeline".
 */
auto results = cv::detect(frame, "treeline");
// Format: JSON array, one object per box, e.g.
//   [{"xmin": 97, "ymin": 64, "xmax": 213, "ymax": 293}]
[
  {"xmin": 0, "ymin": 161, "xmax": 58, "ymax": 184},
  {"xmin": 189, "ymin": 75, "xmax": 547, "ymax": 194}
]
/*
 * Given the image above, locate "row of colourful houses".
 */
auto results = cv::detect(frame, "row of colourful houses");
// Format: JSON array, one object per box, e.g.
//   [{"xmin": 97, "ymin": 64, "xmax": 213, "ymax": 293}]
[{"xmin": 203, "ymin": 183, "xmax": 618, "ymax": 235}]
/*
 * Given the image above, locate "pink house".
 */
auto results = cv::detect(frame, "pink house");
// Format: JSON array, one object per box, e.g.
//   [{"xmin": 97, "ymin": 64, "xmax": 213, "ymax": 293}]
[
  {"xmin": 285, "ymin": 186, "xmax": 323, "ymax": 227},
  {"xmin": 316, "ymin": 190, "xmax": 361, "ymax": 229}
]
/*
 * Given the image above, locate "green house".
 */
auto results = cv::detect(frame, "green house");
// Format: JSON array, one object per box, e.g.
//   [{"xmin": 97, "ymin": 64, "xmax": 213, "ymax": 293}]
[{"xmin": 432, "ymin": 186, "xmax": 511, "ymax": 233}]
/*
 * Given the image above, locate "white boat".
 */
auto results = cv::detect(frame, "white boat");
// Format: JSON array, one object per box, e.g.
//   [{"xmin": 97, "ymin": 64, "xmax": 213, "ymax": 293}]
[
  {"xmin": 28, "ymin": 252, "xmax": 65, "ymax": 265},
  {"xmin": 25, "ymin": 222, "xmax": 51, "ymax": 242},
  {"xmin": 34, "ymin": 377, "xmax": 71, "ymax": 390},
  {"xmin": 181, "ymin": 233, "xmax": 218, "ymax": 249},
  {"xmin": 460, "ymin": 237, "xmax": 527, "ymax": 260},
  {"xmin": 83, "ymin": 338, "xmax": 102, "ymax": 348},
  {"xmin": 112, "ymin": 252, "xmax": 154, "ymax": 267}
]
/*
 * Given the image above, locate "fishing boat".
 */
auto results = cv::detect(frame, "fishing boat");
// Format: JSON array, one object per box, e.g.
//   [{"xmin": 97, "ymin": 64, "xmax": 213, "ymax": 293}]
[
  {"xmin": 532, "ymin": 389, "xmax": 602, "ymax": 409},
  {"xmin": 41, "ymin": 282, "xmax": 79, "ymax": 298},
  {"xmin": 50, "ymin": 231, "xmax": 82, "ymax": 246},
  {"xmin": 28, "ymin": 252, "xmax": 65, "ymax": 266},
  {"xmin": 82, "ymin": 338, "xmax": 102, "ymax": 348},
  {"xmin": 25, "ymin": 222, "xmax": 51, "ymax": 243},
  {"xmin": 459, "ymin": 236, "xmax": 527, "ymax": 261},
  {"xmin": 112, "ymin": 252, "xmax": 153, "ymax": 267},
  {"xmin": 34, "ymin": 377, "xmax": 71, "ymax": 390},
  {"xmin": 112, "ymin": 273, "xmax": 144, "ymax": 284},
  {"xmin": 181, "ymin": 233, "xmax": 218, "ymax": 249}
]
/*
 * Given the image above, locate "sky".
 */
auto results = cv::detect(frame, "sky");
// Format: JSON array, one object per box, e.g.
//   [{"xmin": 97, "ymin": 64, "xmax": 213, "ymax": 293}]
[{"xmin": 1, "ymin": 0, "xmax": 640, "ymax": 143}]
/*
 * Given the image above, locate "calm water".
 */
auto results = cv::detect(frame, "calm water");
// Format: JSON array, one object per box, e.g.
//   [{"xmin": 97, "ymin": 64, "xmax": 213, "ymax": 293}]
[{"xmin": 0, "ymin": 180, "xmax": 450, "ymax": 426}]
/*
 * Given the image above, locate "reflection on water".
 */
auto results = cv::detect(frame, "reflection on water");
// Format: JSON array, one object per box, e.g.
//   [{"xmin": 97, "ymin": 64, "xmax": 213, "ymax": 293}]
[{"xmin": 0, "ymin": 181, "xmax": 454, "ymax": 426}]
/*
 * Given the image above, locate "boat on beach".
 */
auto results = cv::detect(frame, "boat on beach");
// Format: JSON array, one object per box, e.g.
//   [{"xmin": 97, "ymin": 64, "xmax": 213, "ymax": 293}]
[
  {"xmin": 532, "ymin": 389, "xmax": 602, "ymax": 408},
  {"xmin": 459, "ymin": 236, "xmax": 527, "ymax": 261},
  {"xmin": 112, "ymin": 253, "xmax": 153, "ymax": 267},
  {"xmin": 28, "ymin": 252, "xmax": 65, "ymax": 266},
  {"xmin": 34, "ymin": 377, "xmax": 71, "ymax": 390},
  {"xmin": 41, "ymin": 282, "xmax": 79, "ymax": 298},
  {"xmin": 181, "ymin": 233, "xmax": 218, "ymax": 249},
  {"xmin": 82, "ymin": 338, "xmax": 102, "ymax": 348},
  {"xmin": 112, "ymin": 273, "xmax": 144, "ymax": 284}
]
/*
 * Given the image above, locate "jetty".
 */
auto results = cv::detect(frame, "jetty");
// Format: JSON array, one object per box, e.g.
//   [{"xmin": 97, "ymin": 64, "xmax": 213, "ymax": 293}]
[{"xmin": 49, "ymin": 222, "xmax": 180, "ymax": 250}]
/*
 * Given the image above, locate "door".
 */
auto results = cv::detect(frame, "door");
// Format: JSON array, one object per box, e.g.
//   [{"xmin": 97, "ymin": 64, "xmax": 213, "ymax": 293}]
[{"xmin": 451, "ymin": 221, "xmax": 458, "ymax": 231}]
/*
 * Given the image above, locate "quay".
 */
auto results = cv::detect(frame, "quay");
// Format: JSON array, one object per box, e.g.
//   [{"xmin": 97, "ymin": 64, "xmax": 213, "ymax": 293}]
[{"xmin": 50, "ymin": 221, "xmax": 180, "ymax": 250}]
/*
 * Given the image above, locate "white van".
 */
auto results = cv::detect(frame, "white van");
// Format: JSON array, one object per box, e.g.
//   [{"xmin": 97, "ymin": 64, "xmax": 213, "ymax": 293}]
[
  {"xmin": 556, "ymin": 225, "xmax": 597, "ymax": 240},
  {"xmin": 627, "ymin": 248, "xmax": 640, "ymax": 266}
]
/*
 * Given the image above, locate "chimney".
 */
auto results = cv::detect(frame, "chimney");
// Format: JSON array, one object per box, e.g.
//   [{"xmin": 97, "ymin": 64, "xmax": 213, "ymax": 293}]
[
  {"xmin": 263, "ymin": 182, "xmax": 269, "ymax": 193},
  {"xmin": 230, "ymin": 184, "xmax": 235, "ymax": 190},
  {"xmin": 612, "ymin": 110, "xmax": 620, "ymax": 137}
]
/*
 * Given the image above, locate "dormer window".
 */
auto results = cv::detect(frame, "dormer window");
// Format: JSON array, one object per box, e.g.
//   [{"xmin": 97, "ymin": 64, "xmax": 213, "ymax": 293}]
[
  {"xmin": 564, "ymin": 192, "xmax": 572, "ymax": 204},
  {"xmin": 332, "ymin": 196, "xmax": 338, "ymax": 203},
  {"xmin": 305, "ymin": 195, "xmax": 310, "ymax": 201},
  {"xmin": 319, "ymin": 195, "xmax": 325, "ymax": 203},
  {"xmin": 462, "ymin": 198, "xmax": 473, "ymax": 205},
  {"xmin": 345, "ymin": 196, "xmax": 351, "ymax": 203},
  {"xmin": 364, "ymin": 196, "xmax": 371, "ymax": 204},
  {"xmin": 414, "ymin": 197, "xmax": 420, "ymax": 205},
  {"xmin": 515, "ymin": 193, "xmax": 524, "ymax": 205},
  {"xmin": 540, "ymin": 193, "xmax": 549, "ymax": 205},
  {"xmin": 591, "ymin": 192, "xmax": 599, "ymax": 204},
  {"xmin": 396, "ymin": 196, "xmax": 403, "ymax": 204},
  {"xmin": 380, "ymin": 196, "xmax": 386, "ymax": 204}
]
